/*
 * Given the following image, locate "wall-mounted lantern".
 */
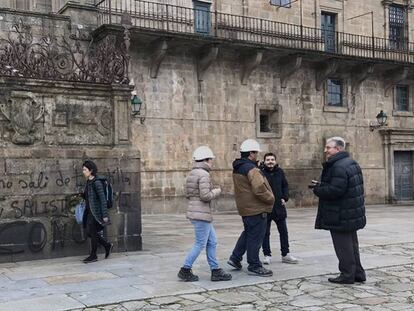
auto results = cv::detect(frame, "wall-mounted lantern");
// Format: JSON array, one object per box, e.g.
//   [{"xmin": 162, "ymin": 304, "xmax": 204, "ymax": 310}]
[
  {"xmin": 370, "ymin": 110, "xmax": 387, "ymax": 131},
  {"xmin": 131, "ymin": 91, "xmax": 145, "ymax": 124}
]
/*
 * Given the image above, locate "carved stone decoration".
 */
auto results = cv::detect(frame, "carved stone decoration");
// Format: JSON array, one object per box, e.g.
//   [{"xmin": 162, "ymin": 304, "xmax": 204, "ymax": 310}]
[
  {"xmin": 240, "ymin": 50, "xmax": 263, "ymax": 85},
  {"xmin": 197, "ymin": 44, "xmax": 219, "ymax": 81},
  {"xmin": 315, "ymin": 59, "xmax": 338, "ymax": 91},
  {"xmin": 150, "ymin": 39, "xmax": 168, "ymax": 79},
  {"xmin": 0, "ymin": 95, "xmax": 45, "ymax": 145},
  {"xmin": 351, "ymin": 63, "xmax": 375, "ymax": 95},
  {"xmin": 96, "ymin": 108, "xmax": 112, "ymax": 136},
  {"xmin": 279, "ymin": 54, "xmax": 302, "ymax": 88},
  {"xmin": 384, "ymin": 66, "xmax": 409, "ymax": 97}
]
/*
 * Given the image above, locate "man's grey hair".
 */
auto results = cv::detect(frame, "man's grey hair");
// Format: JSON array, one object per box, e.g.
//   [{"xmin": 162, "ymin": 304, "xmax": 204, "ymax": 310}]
[{"xmin": 326, "ymin": 136, "xmax": 346, "ymax": 150}]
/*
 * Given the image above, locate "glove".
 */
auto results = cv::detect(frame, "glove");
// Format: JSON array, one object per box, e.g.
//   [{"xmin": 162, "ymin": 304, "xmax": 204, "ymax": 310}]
[{"xmin": 212, "ymin": 188, "xmax": 221, "ymax": 197}]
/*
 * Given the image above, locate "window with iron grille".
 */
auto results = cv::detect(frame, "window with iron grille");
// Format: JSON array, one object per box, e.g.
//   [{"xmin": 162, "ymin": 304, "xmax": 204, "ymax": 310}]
[
  {"xmin": 327, "ymin": 79, "xmax": 343, "ymax": 106},
  {"xmin": 389, "ymin": 5, "xmax": 407, "ymax": 49},
  {"xmin": 270, "ymin": 0, "xmax": 291, "ymax": 7},
  {"xmin": 395, "ymin": 85, "xmax": 409, "ymax": 111}
]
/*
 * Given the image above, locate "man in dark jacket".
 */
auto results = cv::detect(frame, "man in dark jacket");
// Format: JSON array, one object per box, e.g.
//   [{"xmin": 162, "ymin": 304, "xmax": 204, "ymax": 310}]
[
  {"xmin": 311, "ymin": 137, "xmax": 366, "ymax": 284},
  {"xmin": 227, "ymin": 139, "xmax": 275, "ymax": 277},
  {"xmin": 260, "ymin": 153, "xmax": 298, "ymax": 265}
]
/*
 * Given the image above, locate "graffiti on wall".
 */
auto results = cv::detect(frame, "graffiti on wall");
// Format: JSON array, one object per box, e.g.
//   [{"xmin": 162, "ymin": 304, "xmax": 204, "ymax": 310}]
[{"xmin": 0, "ymin": 164, "xmax": 139, "ymax": 256}]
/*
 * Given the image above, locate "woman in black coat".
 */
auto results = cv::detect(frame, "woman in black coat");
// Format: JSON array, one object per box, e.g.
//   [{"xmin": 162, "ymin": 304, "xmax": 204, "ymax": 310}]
[{"xmin": 82, "ymin": 160, "xmax": 113, "ymax": 263}]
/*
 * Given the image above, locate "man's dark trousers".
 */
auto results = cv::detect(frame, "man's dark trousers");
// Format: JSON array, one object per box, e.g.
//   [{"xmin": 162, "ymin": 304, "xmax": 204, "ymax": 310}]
[
  {"xmin": 330, "ymin": 230, "xmax": 365, "ymax": 281},
  {"xmin": 230, "ymin": 213, "xmax": 267, "ymax": 269},
  {"xmin": 262, "ymin": 214, "xmax": 289, "ymax": 257}
]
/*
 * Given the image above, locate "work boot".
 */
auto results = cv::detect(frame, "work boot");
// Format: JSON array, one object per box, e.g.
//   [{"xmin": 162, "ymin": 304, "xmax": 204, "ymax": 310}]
[
  {"xmin": 247, "ymin": 266, "xmax": 273, "ymax": 277},
  {"xmin": 83, "ymin": 255, "xmax": 98, "ymax": 264},
  {"xmin": 178, "ymin": 267, "xmax": 199, "ymax": 282},
  {"xmin": 227, "ymin": 259, "xmax": 242, "ymax": 270},
  {"xmin": 211, "ymin": 268, "xmax": 232, "ymax": 282}
]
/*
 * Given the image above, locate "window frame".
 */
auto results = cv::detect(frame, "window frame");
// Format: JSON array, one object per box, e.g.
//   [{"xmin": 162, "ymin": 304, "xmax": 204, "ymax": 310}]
[
  {"xmin": 326, "ymin": 78, "xmax": 343, "ymax": 107},
  {"xmin": 269, "ymin": 0, "xmax": 291, "ymax": 8}
]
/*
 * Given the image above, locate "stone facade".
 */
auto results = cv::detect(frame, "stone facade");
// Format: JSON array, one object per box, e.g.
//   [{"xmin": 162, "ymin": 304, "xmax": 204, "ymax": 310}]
[
  {"xmin": 0, "ymin": 9, "xmax": 141, "ymax": 262},
  {"xmin": 2, "ymin": 0, "xmax": 414, "ymax": 217}
]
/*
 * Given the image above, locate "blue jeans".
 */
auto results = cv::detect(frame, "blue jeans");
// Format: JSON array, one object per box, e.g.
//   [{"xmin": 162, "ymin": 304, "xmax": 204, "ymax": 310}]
[
  {"xmin": 183, "ymin": 220, "xmax": 219, "ymax": 270},
  {"xmin": 230, "ymin": 213, "xmax": 267, "ymax": 269}
]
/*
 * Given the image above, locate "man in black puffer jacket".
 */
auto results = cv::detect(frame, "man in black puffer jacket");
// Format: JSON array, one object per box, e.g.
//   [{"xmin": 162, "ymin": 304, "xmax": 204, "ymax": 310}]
[{"xmin": 311, "ymin": 137, "xmax": 366, "ymax": 284}]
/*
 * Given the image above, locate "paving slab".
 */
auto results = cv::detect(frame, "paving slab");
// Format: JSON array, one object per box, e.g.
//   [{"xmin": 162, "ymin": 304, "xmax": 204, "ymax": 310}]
[{"xmin": 0, "ymin": 205, "xmax": 412, "ymax": 309}]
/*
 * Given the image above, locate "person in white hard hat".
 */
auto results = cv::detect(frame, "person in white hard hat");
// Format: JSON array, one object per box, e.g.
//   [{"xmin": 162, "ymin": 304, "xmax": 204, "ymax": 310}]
[
  {"xmin": 227, "ymin": 139, "xmax": 275, "ymax": 277},
  {"xmin": 178, "ymin": 146, "xmax": 232, "ymax": 282}
]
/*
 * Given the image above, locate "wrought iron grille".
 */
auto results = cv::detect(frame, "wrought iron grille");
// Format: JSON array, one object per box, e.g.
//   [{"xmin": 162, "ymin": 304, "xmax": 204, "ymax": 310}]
[
  {"xmin": 396, "ymin": 84, "xmax": 409, "ymax": 111},
  {"xmin": 389, "ymin": 5, "xmax": 407, "ymax": 50},
  {"xmin": 95, "ymin": 0, "xmax": 414, "ymax": 63},
  {"xmin": 0, "ymin": 19, "xmax": 130, "ymax": 84},
  {"xmin": 327, "ymin": 79, "xmax": 343, "ymax": 107}
]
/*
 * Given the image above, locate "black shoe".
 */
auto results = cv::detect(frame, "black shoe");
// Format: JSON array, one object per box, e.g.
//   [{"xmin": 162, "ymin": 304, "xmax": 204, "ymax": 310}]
[
  {"xmin": 211, "ymin": 268, "xmax": 232, "ymax": 282},
  {"xmin": 178, "ymin": 267, "xmax": 199, "ymax": 282},
  {"xmin": 83, "ymin": 255, "xmax": 98, "ymax": 264},
  {"xmin": 105, "ymin": 243, "xmax": 113, "ymax": 259},
  {"xmin": 328, "ymin": 275, "xmax": 354, "ymax": 284},
  {"xmin": 355, "ymin": 276, "xmax": 366, "ymax": 283},
  {"xmin": 247, "ymin": 266, "xmax": 273, "ymax": 277},
  {"xmin": 227, "ymin": 259, "xmax": 242, "ymax": 270}
]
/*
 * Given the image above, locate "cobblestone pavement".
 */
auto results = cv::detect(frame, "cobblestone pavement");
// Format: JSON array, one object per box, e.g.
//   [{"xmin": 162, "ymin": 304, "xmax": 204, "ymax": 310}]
[
  {"xmin": 1, "ymin": 206, "xmax": 413, "ymax": 310},
  {"xmin": 79, "ymin": 243, "xmax": 414, "ymax": 311}
]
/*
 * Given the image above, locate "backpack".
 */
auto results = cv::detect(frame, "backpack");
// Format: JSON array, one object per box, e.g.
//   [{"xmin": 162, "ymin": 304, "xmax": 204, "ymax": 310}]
[{"xmin": 99, "ymin": 178, "xmax": 114, "ymax": 209}]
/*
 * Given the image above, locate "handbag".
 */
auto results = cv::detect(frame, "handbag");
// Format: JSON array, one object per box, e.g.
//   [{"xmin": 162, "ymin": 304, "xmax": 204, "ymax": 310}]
[{"xmin": 75, "ymin": 201, "xmax": 86, "ymax": 224}]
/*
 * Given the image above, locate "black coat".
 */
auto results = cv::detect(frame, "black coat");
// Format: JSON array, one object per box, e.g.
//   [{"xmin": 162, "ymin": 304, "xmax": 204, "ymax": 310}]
[
  {"xmin": 261, "ymin": 165, "xmax": 289, "ymax": 220},
  {"xmin": 313, "ymin": 152, "xmax": 366, "ymax": 232},
  {"xmin": 82, "ymin": 176, "xmax": 109, "ymax": 226}
]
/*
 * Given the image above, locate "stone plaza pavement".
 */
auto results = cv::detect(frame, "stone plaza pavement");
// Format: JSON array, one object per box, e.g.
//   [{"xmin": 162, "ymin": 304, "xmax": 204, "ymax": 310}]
[{"xmin": 0, "ymin": 205, "xmax": 413, "ymax": 310}]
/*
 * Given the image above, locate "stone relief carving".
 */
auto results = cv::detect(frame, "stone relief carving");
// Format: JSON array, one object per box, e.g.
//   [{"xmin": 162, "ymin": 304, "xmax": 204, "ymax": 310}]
[{"xmin": 0, "ymin": 95, "xmax": 44, "ymax": 145}]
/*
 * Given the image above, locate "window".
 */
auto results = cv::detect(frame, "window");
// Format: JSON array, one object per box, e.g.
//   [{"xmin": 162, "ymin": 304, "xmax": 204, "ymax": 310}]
[
  {"xmin": 321, "ymin": 12, "xmax": 336, "ymax": 53},
  {"xmin": 327, "ymin": 79, "xmax": 343, "ymax": 106},
  {"xmin": 389, "ymin": 5, "xmax": 407, "ymax": 49},
  {"xmin": 256, "ymin": 104, "xmax": 282, "ymax": 138},
  {"xmin": 270, "ymin": 0, "xmax": 291, "ymax": 8},
  {"xmin": 260, "ymin": 112, "xmax": 271, "ymax": 133},
  {"xmin": 395, "ymin": 85, "xmax": 409, "ymax": 111}
]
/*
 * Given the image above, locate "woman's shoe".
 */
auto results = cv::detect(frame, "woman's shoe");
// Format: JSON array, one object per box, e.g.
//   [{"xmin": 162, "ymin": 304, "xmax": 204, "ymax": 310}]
[
  {"xmin": 105, "ymin": 243, "xmax": 113, "ymax": 259},
  {"xmin": 83, "ymin": 255, "xmax": 98, "ymax": 264}
]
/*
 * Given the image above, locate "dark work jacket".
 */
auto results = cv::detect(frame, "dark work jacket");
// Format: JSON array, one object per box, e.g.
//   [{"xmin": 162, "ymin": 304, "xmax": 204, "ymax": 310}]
[
  {"xmin": 313, "ymin": 151, "xmax": 366, "ymax": 232},
  {"xmin": 82, "ymin": 176, "xmax": 109, "ymax": 226},
  {"xmin": 232, "ymin": 158, "xmax": 274, "ymax": 216},
  {"xmin": 261, "ymin": 165, "xmax": 289, "ymax": 220}
]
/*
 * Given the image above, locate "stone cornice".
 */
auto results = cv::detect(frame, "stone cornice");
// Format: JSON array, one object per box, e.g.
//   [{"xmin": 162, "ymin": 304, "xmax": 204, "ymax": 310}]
[{"xmin": 380, "ymin": 128, "xmax": 414, "ymax": 145}]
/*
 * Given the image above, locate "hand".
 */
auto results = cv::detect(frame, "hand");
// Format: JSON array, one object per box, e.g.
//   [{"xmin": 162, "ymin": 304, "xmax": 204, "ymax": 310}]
[
  {"xmin": 281, "ymin": 199, "xmax": 286, "ymax": 206},
  {"xmin": 103, "ymin": 217, "xmax": 109, "ymax": 223},
  {"xmin": 308, "ymin": 180, "xmax": 320, "ymax": 189},
  {"xmin": 212, "ymin": 188, "xmax": 221, "ymax": 196}
]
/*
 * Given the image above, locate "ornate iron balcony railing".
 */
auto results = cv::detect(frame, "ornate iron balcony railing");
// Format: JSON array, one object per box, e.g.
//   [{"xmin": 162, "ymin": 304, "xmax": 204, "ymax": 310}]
[{"xmin": 95, "ymin": 0, "xmax": 414, "ymax": 63}]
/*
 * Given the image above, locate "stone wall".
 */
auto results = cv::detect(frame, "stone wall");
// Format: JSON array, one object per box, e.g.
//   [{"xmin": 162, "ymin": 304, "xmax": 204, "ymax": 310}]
[
  {"xmin": 0, "ymin": 78, "xmax": 141, "ymax": 263},
  {"xmin": 129, "ymin": 44, "xmax": 396, "ymax": 213}
]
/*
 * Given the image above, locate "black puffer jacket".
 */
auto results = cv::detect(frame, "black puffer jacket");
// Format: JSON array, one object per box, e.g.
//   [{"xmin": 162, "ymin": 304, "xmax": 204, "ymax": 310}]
[
  {"xmin": 261, "ymin": 165, "xmax": 289, "ymax": 220},
  {"xmin": 313, "ymin": 152, "xmax": 366, "ymax": 232}
]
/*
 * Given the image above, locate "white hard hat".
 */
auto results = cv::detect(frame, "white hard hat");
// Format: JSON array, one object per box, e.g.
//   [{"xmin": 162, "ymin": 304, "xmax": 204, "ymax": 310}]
[
  {"xmin": 240, "ymin": 139, "xmax": 261, "ymax": 152},
  {"xmin": 193, "ymin": 146, "xmax": 215, "ymax": 161}
]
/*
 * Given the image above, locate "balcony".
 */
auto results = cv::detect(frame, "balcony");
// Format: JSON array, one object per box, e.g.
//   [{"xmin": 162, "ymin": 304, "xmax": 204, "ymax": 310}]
[{"xmin": 94, "ymin": 0, "xmax": 414, "ymax": 64}]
